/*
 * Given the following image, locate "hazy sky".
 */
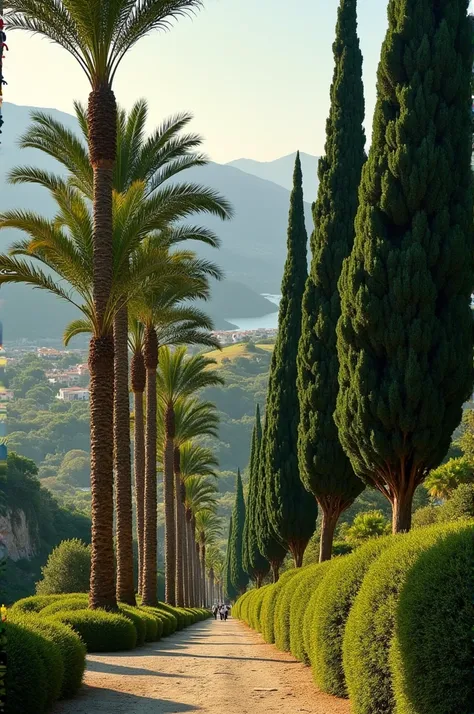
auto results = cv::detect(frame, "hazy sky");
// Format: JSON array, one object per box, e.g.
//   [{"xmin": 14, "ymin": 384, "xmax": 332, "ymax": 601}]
[{"xmin": 6, "ymin": 1, "xmax": 391, "ymax": 163}]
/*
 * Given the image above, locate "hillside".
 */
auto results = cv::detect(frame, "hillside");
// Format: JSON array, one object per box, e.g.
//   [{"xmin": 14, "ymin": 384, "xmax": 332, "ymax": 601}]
[
  {"xmin": 0, "ymin": 103, "xmax": 312, "ymax": 339},
  {"xmin": 228, "ymin": 151, "xmax": 320, "ymax": 201}
]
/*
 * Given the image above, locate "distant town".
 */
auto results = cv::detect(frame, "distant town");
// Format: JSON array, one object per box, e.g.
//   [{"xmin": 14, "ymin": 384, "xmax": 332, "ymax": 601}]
[{"xmin": 1, "ymin": 327, "xmax": 278, "ymax": 403}]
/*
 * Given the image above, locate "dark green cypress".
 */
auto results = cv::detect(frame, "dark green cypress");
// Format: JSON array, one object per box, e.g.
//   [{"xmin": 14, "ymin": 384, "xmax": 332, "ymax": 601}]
[
  {"xmin": 242, "ymin": 405, "xmax": 270, "ymax": 586},
  {"xmin": 224, "ymin": 516, "xmax": 238, "ymax": 601},
  {"xmin": 297, "ymin": 0, "xmax": 366, "ymax": 563},
  {"xmin": 256, "ymin": 416, "xmax": 287, "ymax": 582},
  {"xmin": 230, "ymin": 469, "xmax": 248, "ymax": 594},
  {"xmin": 264, "ymin": 153, "xmax": 318, "ymax": 567},
  {"xmin": 336, "ymin": 0, "xmax": 474, "ymax": 533}
]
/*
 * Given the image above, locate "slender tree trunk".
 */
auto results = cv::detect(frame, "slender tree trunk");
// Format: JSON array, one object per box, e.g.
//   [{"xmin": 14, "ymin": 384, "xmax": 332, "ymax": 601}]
[
  {"xmin": 87, "ymin": 84, "xmax": 117, "ymax": 611},
  {"xmin": 186, "ymin": 514, "xmax": 194, "ymax": 606},
  {"xmin": 131, "ymin": 350, "xmax": 146, "ymax": 596},
  {"xmin": 113, "ymin": 307, "xmax": 136, "ymax": 605},
  {"xmin": 290, "ymin": 541, "xmax": 306, "ymax": 568},
  {"xmin": 200, "ymin": 543, "xmax": 206, "ymax": 607},
  {"xmin": 196, "ymin": 542, "xmax": 202, "ymax": 606},
  {"xmin": 209, "ymin": 568, "xmax": 215, "ymax": 606},
  {"xmin": 271, "ymin": 561, "xmax": 280, "ymax": 583},
  {"xmin": 183, "ymin": 510, "xmax": 190, "ymax": 606},
  {"xmin": 174, "ymin": 448, "xmax": 185, "ymax": 607},
  {"xmin": 319, "ymin": 496, "xmax": 354, "ymax": 562},
  {"xmin": 392, "ymin": 485, "xmax": 414, "ymax": 533},
  {"xmin": 164, "ymin": 405, "xmax": 176, "ymax": 605},
  {"xmin": 142, "ymin": 327, "xmax": 158, "ymax": 606}
]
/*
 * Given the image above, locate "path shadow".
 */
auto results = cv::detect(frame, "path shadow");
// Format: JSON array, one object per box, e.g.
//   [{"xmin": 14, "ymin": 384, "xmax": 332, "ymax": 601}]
[
  {"xmin": 53, "ymin": 686, "xmax": 200, "ymax": 713},
  {"xmin": 87, "ymin": 660, "xmax": 194, "ymax": 678}
]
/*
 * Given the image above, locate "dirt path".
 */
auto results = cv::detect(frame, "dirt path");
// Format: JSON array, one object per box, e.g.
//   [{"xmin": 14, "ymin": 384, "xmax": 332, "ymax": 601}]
[{"xmin": 54, "ymin": 618, "xmax": 350, "ymax": 714}]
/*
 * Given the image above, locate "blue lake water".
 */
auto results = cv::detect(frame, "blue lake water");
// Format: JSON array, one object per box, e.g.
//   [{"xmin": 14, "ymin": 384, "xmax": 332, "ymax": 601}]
[{"xmin": 226, "ymin": 295, "xmax": 281, "ymax": 331}]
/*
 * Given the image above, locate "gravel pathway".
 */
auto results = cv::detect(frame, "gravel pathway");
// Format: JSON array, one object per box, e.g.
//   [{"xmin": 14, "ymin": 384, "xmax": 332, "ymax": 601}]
[{"xmin": 53, "ymin": 618, "xmax": 350, "ymax": 714}]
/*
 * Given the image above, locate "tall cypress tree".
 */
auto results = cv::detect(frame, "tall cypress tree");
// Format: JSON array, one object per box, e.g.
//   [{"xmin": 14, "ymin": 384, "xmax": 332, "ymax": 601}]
[
  {"xmin": 242, "ymin": 405, "xmax": 270, "ymax": 587},
  {"xmin": 230, "ymin": 469, "xmax": 248, "ymax": 594},
  {"xmin": 224, "ymin": 516, "xmax": 237, "ymax": 601},
  {"xmin": 297, "ymin": 0, "xmax": 366, "ymax": 563},
  {"xmin": 264, "ymin": 152, "xmax": 318, "ymax": 567},
  {"xmin": 336, "ymin": 0, "xmax": 474, "ymax": 533}
]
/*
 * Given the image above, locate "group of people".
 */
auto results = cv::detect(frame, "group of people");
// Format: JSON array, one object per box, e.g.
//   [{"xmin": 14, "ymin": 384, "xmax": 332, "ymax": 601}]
[{"xmin": 212, "ymin": 603, "xmax": 230, "ymax": 621}]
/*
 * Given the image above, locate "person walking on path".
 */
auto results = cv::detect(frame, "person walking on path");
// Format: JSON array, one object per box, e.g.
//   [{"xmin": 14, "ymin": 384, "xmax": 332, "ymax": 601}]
[{"xmin": 212, "ymin": 605, "xmax": 218, "ymax": 620}]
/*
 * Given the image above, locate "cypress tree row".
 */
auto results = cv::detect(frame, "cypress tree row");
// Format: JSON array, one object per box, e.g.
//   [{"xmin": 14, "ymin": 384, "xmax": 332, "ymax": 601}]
[
  {"xmin": 336, "ymin": 0, "xmax": 474, "ymax": 533},
  {"xmin": 297, "ymin": 0, "xmax": 366, "ymax": 563},
  {"xmin": 264, "ymin": 152, "xmax": 318, "ymax": 567},
  {"xmin": 224, "ymin": 516, "xmax": 238, "ymax": 601},
  {"xmin": 230, "ymin": 469, "xmax": 249, "ymax": 595},
  {"xmin": 242, "ymin": 405, "xmax": 270, "ymax": 587},
  {"xmin": 256, "ymin": 418, "xmax": 287, "ymax": 582}
]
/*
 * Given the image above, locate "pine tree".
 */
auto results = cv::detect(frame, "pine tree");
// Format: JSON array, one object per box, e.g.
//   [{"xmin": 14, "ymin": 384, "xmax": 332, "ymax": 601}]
[
  {"xmin": 297, "ymin": 0, "xmax": 366, "ymax": 562},
  {"xmin": 264, "ymin": 152, "xmax": 318, "ymax": 566},
  {"xmin": 224, "ymin": 516, "xmax": 237, "ymax": 601},
  {"xmin": 230, "ymin": 469, "xmax": 248, "ymax": 594},
  {"xmin": 242, "ymin": 405, "xmax": 270, "ymax": 587},
  {"xmin": 336, "ymin": 0, "xmax": 474, "ymax": 533}
]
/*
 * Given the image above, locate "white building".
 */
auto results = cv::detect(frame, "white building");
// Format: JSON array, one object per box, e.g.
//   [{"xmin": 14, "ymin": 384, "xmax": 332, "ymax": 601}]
[{"xmin": 57, "ymin": 387, "xmax": 90, "ymax": 402}]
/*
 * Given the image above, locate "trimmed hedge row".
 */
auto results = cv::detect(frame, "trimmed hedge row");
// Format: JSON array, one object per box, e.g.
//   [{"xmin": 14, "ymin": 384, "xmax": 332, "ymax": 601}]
[
  {"xmin": 8, "ymin": 594, "xmax": 211, "ymax": 714},
  {"xmin": 232, "ymin": 522, "xmax": 474, "ymax": 714}
]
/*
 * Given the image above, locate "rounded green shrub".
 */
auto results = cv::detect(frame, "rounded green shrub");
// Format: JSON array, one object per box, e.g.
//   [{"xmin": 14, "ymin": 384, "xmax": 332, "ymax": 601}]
[
  {"xmin": 36, "ymin": 539, "xmax": 90, "ymax": 595},
  {"xmin": 310, "ymin": 537, "xmax": 392, "ymax": 697},
  {"xmin": 10, "ymin": 593, "xmax": 63, "ymax": 614},
  {"xmin": 260, "ymin": 569, "xmax": 300, "ymax": 644},
  {"xmin": 158, "ymin": 602, "xmax": 185, "ymax": 630},
  {"xmin": 390, "ymin": 522, "xmax": 474, "ymax": 714},
  {"xmin": 9, "ymin": 613, "xmax": 86, "ymax": 698},
  {"xmin": 5, "ymin": 621, "xmax": 49, "ymax": 714},
  {"xmin": 292, "ymin": 562, "xmax": 331, "ymax": 664},
  {"xmin": 142, "ymin": 605, "xmax": 176, "ymax": 636},
  {"xmin": 136, "ymin": 607, "xmax": 160, "ymax": 641},
  {"xmin": 52, "ymin": 608, "xmax": 137, "ymax": 652},
  {"xmin": 118, "ymin": 604, "xmax": 147, "ymax": 646},
  {"xmin": 41, "ymin": 593, "xmax": 89, "ymax": 616},
  {"xmin": 249, "ymin": 585, "xmax": 270, "ymax": 631},
  {"xmin": 274, "ymin": 567, "xmax": 313, "ymax": 652},
  {"xmin": 240, "ymin": 590, "xmax": 255, "ymax": 624},
  {"xmin": 343, "ymin": 524, "xmax": 457, "ymax": 714}
]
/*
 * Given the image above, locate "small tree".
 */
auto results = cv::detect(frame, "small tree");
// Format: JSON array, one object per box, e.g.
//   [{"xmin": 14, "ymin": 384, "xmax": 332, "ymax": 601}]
[
  {"xmin": 343, "ymin": 511, "xmax": 391, "ymax": 546},
  {"xmin": 36, "ymin": 539, "xmax": 90, "ymax": 594},
  {"xmin": 230, "ymin": 469, "xmax": 248, "ymax": 595},
  {"xmin": 425, "ymin": 457, "xmax": 474, "ymax": 500}
]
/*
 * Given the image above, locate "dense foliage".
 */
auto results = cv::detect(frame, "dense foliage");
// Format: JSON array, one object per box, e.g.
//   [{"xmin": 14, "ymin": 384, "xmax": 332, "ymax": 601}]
[
  {"xmin": 297, "ymin": 0, "xmax": 366, "ymax": 561},
  {"xmin": 229, "ymin": 470, "xmax": 248, "ymax": 594},
  {"xmin": 36, "ymin": 539, "xmax": 90, "ymax": 595},
  {"xmin": 336, "ymin": 0, "xmax": 474, "ymax": 532},
  {"xmin": 264, "ymin": 153, "xmax": 318, "ymax": 566}
]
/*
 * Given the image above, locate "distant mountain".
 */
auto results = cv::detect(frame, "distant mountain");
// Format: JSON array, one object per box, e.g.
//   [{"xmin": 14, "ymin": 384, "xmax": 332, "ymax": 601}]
[
  {"xmin": 0, "ymin": 103, "xmax": 297, "ymax": 339},
  {"xmin": 227, "ymin": 151, "xmax": 320, "ymax": 202}
]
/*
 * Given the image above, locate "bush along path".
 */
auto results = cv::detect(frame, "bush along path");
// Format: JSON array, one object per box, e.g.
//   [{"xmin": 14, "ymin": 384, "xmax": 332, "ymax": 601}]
[
  {"xmin": 6, "ymin": 594, "xmax": 210, "ymax": 714},
  {"xmin": 233, "ymin": 522, "xmax": 474, "ymax": 714}
]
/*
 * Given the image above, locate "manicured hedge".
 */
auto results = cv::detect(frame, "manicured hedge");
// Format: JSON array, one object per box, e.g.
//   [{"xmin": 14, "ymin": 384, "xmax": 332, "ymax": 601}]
[
  {"xmin": 310, "ymin": 537, "xmax": 392, "ymax": 696},
  {"xmin": 260, "ymin": 569, "xmax": 300, "ymax": 644},
  {"xmin": 274, "ymin": 565, "xmax": 322, "ymax": 653},
  {"xmin": 10, "ymin": 593, "xmax": 64, "ymax": 614},
  {"xmin": 249, "ymin": 586, "xmax": 270, "ymax": 631},
  {"xmin": 240, "ymin": 590, "xmax": 256, "ymax": 624},
  {"xmin": 51, "ymin": 608, "xmax": 137, "ymax": 652},
  {"xmin": 390, "ymin": 522, "xmax": 474, "ymax": 714},
  {"xmin": 141, "ymin": 605, "xmax": 174, "ymax": 636},
  {"xmin": 118, "ymin": 604, "xmax": 147, "ymax": 646},
  {"xmin": 342, "ymin": 524, "xmax": 457, "ymax": 714},
  {"xmin": 6, "ymin": 621, "xmax": 51, "ymax": 714},
  {"xmin": 299, "ymin": 561, "xmax": 333, "ymax": 665},
  {"xmin": 41, "ymin": 594, "xmax": 89, "ymax": 616},
  {"xmin": 9, "ymin": 613, "xmax": 86, "ymax": 698}
]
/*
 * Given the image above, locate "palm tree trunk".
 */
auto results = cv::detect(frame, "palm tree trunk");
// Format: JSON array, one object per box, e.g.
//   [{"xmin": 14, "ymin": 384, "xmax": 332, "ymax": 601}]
[
  {"xmin": 195, "ymin": 541, "xmax": 201, "ymax": 606},
  {"xmin": 164, "ymin": 405, "xmax": 176, "ymax": 605},
  {"xmin": 188, "ymin": 517, "xmax": 196, "ymax": 606},
  {"xmin": 174, "ymin": 447, "xmax": 185, "ymax": 607},
  {"xmin": 113, "ymin": 306, "xmax": 136, "ymax": 605},
  {"xmin": 87, "ymin": 84, "xmax": 117, "ymax": 612},
  {"xmin": 200, "ymin": 543, "xmax": 206, "ymax": 607},
  {"xmin": 209, "ymin": 567, "xmax": 215, "ymax": 606},
  {"xmin": 183, "ymin": 512, "xmax": 189, "ymax": 606},
  {"xmin": 142, "ymin": 327, "xmax": 158, "ymax": 607},
  {"xmin": 131, "ymin": 350, "xmax": 146, "ymax": 596}
]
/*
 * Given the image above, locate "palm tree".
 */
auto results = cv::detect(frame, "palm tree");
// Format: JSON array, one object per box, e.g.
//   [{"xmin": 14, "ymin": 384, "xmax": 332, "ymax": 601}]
[
  {"xmin": 182, "ymin": 450, "xmax": 219, "ymax": 605},
  {"xmin": 169, "ymin": 399, "xmax": 219, "ymax": 605},
  {"xmin": 206, "ymin": 545, "xmax": 224, "ymax": 606},
  {"xmin": 5, "ymin": 0, "xmax": 204, "ymax": 609},
  {"xmin": 14, "ymin": 103, "xmax": 232, "ymax": 605},
  {"xmin": 156, "ymin": 347, "xmax": 224, "ymax": 605},
  {"xmin": 195, "ymin": 509, "xmax": 221, "ymax": 607}
]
